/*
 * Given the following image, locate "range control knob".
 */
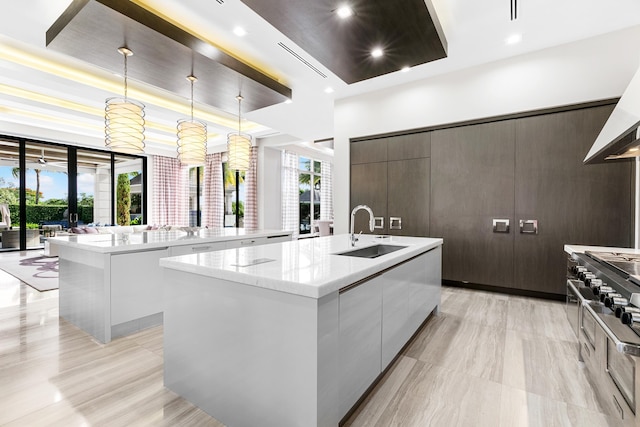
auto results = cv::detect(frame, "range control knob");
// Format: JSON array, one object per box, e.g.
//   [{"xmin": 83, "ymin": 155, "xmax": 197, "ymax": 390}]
[
  {"xmin": 573, "ymin": 265, "xmax": 587, "ymax": 274},
  {"xmin": 621, "ymin": 311, "xmax": 640, "ymax": 325},
  {"xmin": 587, "ymin": 278, "xmax": 603, "ymax": 288},
  {"xmin": 593, "ymin": 285, "xmax": 614, "ymax": 296},
  {"xmin": 616, "ymin": 306, "xmax": 640, "ymax": 318},
  {"xmin": 605, "ymin": 296, "xmax": 628, "ymax": 308}
]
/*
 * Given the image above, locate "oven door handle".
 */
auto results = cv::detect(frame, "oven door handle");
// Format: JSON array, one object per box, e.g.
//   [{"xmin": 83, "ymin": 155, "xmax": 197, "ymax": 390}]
[{"xmin": 582, "ymin": 303, "xmax": 640, "ymax": 356}]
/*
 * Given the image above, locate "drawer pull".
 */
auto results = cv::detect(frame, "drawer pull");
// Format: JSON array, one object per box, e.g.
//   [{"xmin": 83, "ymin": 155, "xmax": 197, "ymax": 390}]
[
  {"xmin": 389, "ymin": 217, "xmax": 402, "ymax": 230},
  {"xmin": 192, "ymin": 246, "xmax": 212, "ymax": 252}
]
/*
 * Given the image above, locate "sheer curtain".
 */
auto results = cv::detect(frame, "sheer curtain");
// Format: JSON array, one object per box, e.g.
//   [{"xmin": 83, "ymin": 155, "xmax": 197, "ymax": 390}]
[
  {"xmin": 281, "ymin": 150, "xmax": 299, "ymax": 238},
  {"xmin": 152, "ymin": 155, "xmax": 189, "ymax": 226},
  {"xmin": 244, "ymin": 147, "xmax": 258, "ymax": 230},
  {"xmin": 320, "ymin": 161, "xmax": 333, "ymax": 221},
  {"xmin": 203, "ymin": 152, "xmax": 223, "ymax": 228}
]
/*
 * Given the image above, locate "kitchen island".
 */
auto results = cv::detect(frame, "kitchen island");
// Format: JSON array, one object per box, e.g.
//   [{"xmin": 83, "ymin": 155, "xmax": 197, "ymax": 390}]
[
  {"xmin": 159, "ymin": 234, "xmax": 443, "ymax": 427},
  {"xmin": 50, "ymin": 228, "xmax": 291, "ymax": 343}
]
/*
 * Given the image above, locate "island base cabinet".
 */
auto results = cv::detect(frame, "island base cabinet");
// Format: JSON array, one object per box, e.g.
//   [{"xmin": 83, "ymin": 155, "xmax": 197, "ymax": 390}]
[
  {"xmin": 339, "ymin": 276, "xmax": 383, "ymax": 418},
  {"xmin": 339, "ymin": 248, "xmax": 442, "ymax": 420},
  {"xmin": 381, "ymin": 247, "xmax": 442, "ymax": 367},
  {"xmin": 163, "ymin": 269, "xmax": 340, "ymax": 427}
]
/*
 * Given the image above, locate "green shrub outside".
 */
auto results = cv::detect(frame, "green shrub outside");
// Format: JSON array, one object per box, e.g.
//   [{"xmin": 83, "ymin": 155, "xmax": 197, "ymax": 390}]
[{"xmin": 6, "ymin": 204, "xmax": 93, "ymax": 227}]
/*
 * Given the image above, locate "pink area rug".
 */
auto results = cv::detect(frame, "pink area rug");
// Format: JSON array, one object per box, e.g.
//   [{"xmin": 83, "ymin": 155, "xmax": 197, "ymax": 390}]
[{"xmin": 0, "ymin": 254, "xmax": 58, "ymax": 291}]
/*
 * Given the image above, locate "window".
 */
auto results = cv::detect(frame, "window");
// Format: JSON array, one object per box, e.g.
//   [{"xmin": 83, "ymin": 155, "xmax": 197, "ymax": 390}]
[
  {"xmin": 298, "ymin": 157, "xmax": 321, "ymax": 235},
  {"xmin": 188, "ymin": 166, "xmax": 203, "ymax": 227},
  {"xmin": 223, "ymin": 161, "xmax": 245, "ymax": 227},
  {"xmin": 114, "ymin": 155, "xmax": 144, "ymax": 226}
]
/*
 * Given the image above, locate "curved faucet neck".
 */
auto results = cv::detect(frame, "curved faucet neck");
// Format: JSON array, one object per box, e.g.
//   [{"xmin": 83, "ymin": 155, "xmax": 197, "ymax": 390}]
[{"xmin": 350, "ymin": 205, "xmax": 375, "ymax": 246}]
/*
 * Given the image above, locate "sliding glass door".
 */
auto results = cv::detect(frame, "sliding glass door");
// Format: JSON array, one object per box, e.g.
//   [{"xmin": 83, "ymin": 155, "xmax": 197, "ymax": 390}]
[
  {"xmin": 0, "ymin": 139, "xmax": 19, "ymax": 251},
  {"xmin": 0, "ymin": 136, "xmax": 146, "ymax": 251},
  {"xmin": 24, "ymin": 142, "xmax": 69, "ymax": 249}
]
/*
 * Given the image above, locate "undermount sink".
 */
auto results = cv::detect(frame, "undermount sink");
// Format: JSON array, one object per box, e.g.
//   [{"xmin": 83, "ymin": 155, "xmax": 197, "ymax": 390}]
[{"xmin": 336, "ymin": 244, "xmax": 408, "ymax": 259}]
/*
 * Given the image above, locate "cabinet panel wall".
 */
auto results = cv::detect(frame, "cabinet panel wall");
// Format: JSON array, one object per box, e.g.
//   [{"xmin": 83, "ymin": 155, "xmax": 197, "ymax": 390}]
[
  {"xmin": 350, "ymin": 162, "xmax": 388, "ymax": 234},
  {"xmin": 351, "ymin": 138, "xmax": 387, "ymax": 164},
  {"xmin": 387, "ymin": 158, "xmax": 430, "ymax": 236},
  {"xmin": 350, "ymin": 133, "xmax": 430, "ymax": 236},
  {"xmin": 430, "ymin": 121, "xmax": 516, "ymax": 287},
  {"xmin": 514, "ymin": 105, "xmax": 633, "ymax": 294},
  {"xmin": 387, "ymin": 133, "xmax": 431, "ymax": 161}
]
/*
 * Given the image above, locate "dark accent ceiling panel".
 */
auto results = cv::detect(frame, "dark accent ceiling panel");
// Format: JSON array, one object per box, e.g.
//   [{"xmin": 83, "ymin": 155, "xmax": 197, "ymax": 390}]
[
  {"xmin": 241, "ymin": 0, "xmax": 447, "ymax": 84},
  {"xmin": 46, "ymin": 0, "xmax": 292, "ymax": 114}
]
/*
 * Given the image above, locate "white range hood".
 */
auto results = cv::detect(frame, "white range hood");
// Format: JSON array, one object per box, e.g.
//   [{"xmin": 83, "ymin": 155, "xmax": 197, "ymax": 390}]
[{"xmin": 585, "ymin": 66, "xmax": 640, "ymax": 164}]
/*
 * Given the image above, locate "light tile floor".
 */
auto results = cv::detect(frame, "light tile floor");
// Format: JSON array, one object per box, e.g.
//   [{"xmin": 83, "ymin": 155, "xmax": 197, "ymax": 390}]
[{"xmin": 0, "ymin": 267, "xmax": 622, "ymax": 426}]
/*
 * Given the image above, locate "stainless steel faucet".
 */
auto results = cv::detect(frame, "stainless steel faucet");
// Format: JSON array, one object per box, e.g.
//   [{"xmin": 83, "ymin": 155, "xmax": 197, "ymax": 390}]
[{"xmin": 350, "ymin": 205, "xmax": 375, "ymax": 246}]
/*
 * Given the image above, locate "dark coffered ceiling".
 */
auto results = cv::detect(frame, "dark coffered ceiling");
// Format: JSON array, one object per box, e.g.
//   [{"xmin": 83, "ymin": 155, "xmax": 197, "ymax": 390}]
[
  {"xmin": 45, "ymin": 0, "xmax": 292, "ymax": 114},
  {"xmin": 240, "ymin": 0, "xmax": 448, "ymax": 84}
]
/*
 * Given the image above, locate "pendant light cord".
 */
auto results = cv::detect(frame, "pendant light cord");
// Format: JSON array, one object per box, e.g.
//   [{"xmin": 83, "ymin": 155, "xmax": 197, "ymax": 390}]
[
  {"xmin": 237, "ymin": 95, "xmax": 243, "ymax": 134},
  {"xmin": 190, "ymin": 78, "xmax": 194, "ymax": 121},
  {"xmin": 123, "ymin": 52, "xmax": 128, "ymax": 101}
]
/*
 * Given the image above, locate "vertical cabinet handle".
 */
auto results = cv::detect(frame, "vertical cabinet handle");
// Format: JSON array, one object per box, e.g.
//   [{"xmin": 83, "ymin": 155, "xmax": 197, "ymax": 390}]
[
  {"xmin": 389, "ymin": 217, "xmax": 402, "ymax": 230},
  {"xmin": 374, "ymin": 217, "xmax": 384, "ymax": 229}
]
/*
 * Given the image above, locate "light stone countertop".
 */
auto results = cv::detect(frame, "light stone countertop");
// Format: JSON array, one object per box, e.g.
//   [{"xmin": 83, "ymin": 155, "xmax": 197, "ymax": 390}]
[
  {"xmin": 159, "ymin": 234, "xmax": 444, "ymax": 299},
  {"xmin": 48, "ymin": 228, "xmax": 292, "ymax": 254},
  {"xmin": 564, "ymin": 244, "xmax": 640, "ymax": 256}
]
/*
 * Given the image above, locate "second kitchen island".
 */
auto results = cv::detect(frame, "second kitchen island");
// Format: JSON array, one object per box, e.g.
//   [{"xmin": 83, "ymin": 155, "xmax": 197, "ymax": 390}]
[{"xmin": 159, "ymin": 234, "xmax": 443, "ymax": 427}]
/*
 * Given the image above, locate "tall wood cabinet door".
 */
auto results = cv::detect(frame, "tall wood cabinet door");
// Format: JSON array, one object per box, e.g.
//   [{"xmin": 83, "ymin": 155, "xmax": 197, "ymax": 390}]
[
  {"xmin": 431, "ymin": 121, "xmax": 516, "ymax": 287},
  {"xmin": 387, "ymin": 158, "xmax": 430, "ymax": 236},
  {"xmin": 514, "ymin": 105, "xmax": 633, "ymax": 295},
  {"xmin": 350, "ymin": 162, "xmax": 388, "ymax": 234}
]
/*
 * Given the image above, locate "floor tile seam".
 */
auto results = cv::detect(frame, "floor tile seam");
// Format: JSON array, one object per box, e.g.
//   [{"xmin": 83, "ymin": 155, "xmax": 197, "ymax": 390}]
[
  {"xmin": 415, "ymin": 357, "xmax": 506, "ymax": 386},
  {"xmin": 503, "ymin": 327, "xmax": 578, "ymax": 343},
  {"xmin": 37, "ymin": 344, "xmax": 162, "ymax": 379},
  {"xmin": 53, "ymin": 365, "xmax": 165, "ymax": 409},
  {"xmin": 498, "ymin": 381, "xmax": 612, "ymax": 418}
]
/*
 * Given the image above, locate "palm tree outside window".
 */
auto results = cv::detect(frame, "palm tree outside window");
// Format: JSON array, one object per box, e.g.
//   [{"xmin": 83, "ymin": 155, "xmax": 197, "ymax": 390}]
[{"xmin": 298, "ymin": 157, "xmax": 321, "ymax": 235}]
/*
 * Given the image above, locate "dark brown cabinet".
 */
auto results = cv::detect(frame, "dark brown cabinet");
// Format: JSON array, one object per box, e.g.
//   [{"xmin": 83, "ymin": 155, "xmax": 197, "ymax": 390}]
[
  {"xmin": 430, "ymin": 121, "xmax": 516, "ymax": 288},
  {"xmin": 350, "ymin": 133, "xmax": 430, "ymax": 236},
  {"xmin": 430, "ymin": 103, "xmax": 633, "ymax": 296},
  {"xmin": 351, "ymin": 102, "xmax": 634, "ymax": 297},
  {"xmin": 513, "ymin": 106, "xmax": 633, "ymax": 294}
]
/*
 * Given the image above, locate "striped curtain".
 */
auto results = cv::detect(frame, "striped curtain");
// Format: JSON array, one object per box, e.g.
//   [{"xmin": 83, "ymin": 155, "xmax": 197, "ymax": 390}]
[
  {"xmin": 203, "ymin": 152, "xmax": 223, "ymax": 228},
  {"xmin": 282, "ymin": 150, "xmax": 299, "ymax": 238},
  {"xmin": 320, "ymin": 161, "xmax": 333, "ymax": 220},
  {"xmin": 152, "ymin": 155, "xmax": 189, "ymax": 226},
  {"xmin": 244, "ymin": 147, "xmax": 258, "ymax": 230}
]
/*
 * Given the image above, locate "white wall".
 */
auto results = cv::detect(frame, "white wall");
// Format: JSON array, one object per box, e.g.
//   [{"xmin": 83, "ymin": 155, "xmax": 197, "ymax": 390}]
[
  {"xmin": 258, "ymin": 146, "xmax": 282, "ymax": 230},
  {"xmin": 333, "ymin": 25, "xmax": 640, "ymax": 233}
]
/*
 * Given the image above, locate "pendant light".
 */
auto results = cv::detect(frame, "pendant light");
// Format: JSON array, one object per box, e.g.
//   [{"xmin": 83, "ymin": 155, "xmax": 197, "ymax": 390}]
[
  {"xmin": 105, "ymin": 47, "xmax": 145, "ymax": 154},
  {"xmin": 226, "ymin": 95, "xmax": 252, "ymax": 171},
  {"xmin": 177, "ymin": 75, "xmax": 207, "ymax": 165}
]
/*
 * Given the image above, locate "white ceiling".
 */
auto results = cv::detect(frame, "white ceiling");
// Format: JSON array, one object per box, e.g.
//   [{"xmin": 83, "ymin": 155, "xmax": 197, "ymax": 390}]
[{"xmin": 1, "ymin": 0, "xmax": 640, "ymax": 154}]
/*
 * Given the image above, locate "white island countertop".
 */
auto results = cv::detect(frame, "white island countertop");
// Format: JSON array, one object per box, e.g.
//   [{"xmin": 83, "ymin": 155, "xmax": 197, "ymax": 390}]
[
  {"xmin": 159, "ymin": 234, "xmax": 443, "ymax": 299},
  {"xmin": 564, "ymin": 244, "xmax": 640, "ymax": 255},
  {"xmin": 48, "ymin": 228, "xmax": 291, "ymax": 254}
]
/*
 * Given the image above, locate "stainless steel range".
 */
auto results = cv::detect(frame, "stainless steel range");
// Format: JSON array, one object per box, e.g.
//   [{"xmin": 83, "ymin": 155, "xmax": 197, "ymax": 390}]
[{"xmin": 567, "ymin": 249, "xmax": 640, "ymax": 426}]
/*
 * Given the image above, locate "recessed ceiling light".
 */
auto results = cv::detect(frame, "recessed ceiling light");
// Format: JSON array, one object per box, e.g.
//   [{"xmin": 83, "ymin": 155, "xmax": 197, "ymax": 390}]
[
  {"xmin": 505, "ymin": 33, "xmax": 522, "ymax": 45},
  {"xmin": 233, "ymin": 26, "xmax": 247, "ymax": 37},
  {"xmin": 324, "ymin": 87, "xmax": 334, "ymax": 94},
  {"xmin": 336, "ymin": 5, "xmax": 353, "ymax": 19},
  {"xmin": 401, "ymin": 66, "xmax": 411, "ymax": 73},
  {"xmin": 284, "ymin": 99, "xmax": 293, "ymax": 104},
  {"xmin": 371, "ymin": 47, "xmax": 383, "ymax": 58}
]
